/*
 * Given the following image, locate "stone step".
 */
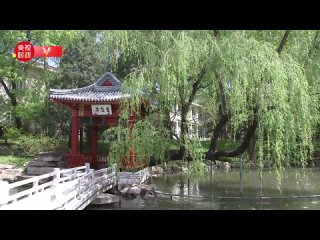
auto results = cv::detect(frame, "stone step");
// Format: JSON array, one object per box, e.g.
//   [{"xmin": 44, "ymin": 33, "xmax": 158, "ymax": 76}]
[
  {"xmin": 36, "ymin": 156, "xmax": 63, "ymax": 162},
  {"xmin": 27, "ymin": 166, "xmax": 55, "ymax": 175},
  {"xmin": 27, "ymin": 161, "xmax": 57, "ymax": 167}
]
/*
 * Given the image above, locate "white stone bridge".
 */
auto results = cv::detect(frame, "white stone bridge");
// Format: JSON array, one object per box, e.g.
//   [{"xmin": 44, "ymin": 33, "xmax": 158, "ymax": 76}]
[{"xmin": 0, "ymin": 163, "xmax": 117, "ymax": 210}]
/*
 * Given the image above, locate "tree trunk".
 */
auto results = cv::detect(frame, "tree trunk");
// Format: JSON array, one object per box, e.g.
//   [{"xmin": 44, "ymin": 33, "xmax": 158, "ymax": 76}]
[
  {"xmin": 277, "ymin": 30, "xmax": 290, "ymax": 55},
  {"xmin": 0, "ymin": 80, "xmax": 22, "ymax": 129},
  {"xmin": 221, "ymin": 119, "xmax": 229, "ymax": 139},
  {"xmin": 163, "ymin": 108, "xmax": 173, "ymax": 139},
  {"xmin": 305, "ymin": 30, "xmax": 319, "ymax": 66},
  {"xmin": 11, "ymin": 82, "xmax": 22, "ymax": 129},
  {"xmin": 14, "ymin": 116, "xmax": 22, "ymax": 129},
  {"xmin": 178, "ymin": 68, "xmax": 206, "ymax": 161},
  {"xmin": 179, "ymin": 106, "xmax": 188, "ymax": 161},
  {"xmin": 206, "ymin": 119, "xmax": 258, "ymax": 160},
  {"xmin": 206, "ymin": 114, "xmax": 229, "ymax": 159},
  {"xmin": 247, "ymin": 129, "xmax": 257, "ymax": 163}
]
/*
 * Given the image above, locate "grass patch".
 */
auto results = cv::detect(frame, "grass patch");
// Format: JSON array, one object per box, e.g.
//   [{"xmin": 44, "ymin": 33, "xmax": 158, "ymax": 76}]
[
  {"xmin": 167, "ymin": 138, "xmax": 241, "ymax": 163},
  {"xmin": 200, "ymin": 139, "xmax": 240, "ymax": 151},
  {"xmin": 168, "ymin": 138, "xmax": 241, "ymax": 152},
  {"xmin": 0, "ymin": 155, "xmax": 33, "ymax": 167}
]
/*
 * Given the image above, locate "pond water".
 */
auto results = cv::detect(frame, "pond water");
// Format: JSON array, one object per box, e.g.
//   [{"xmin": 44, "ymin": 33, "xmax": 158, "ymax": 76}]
[{"xmin": 86, "ymin": 167, "xmax": 320, "ymax": 210}]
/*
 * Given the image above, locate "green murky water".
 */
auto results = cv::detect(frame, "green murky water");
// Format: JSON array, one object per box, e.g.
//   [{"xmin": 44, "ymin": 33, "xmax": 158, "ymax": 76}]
[{"xmin": 86, "ymin": 167, "xmax": 320, "ymax": 210}]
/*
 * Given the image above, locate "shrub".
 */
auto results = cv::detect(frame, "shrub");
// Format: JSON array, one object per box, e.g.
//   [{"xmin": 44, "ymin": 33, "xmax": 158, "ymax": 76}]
[
  {"xmin": 3, "ymin": 127, "xmax": 22, "ymax": 140},
  {"xmin": 13, "ymin": 134, "xmax": 67, "ymax": 157}
]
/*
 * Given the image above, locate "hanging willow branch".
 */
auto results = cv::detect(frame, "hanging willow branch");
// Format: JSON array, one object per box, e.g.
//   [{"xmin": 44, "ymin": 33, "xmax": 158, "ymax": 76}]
[{"xmin": 104, "ymin": 30, "xmax": 316, "ymax": 172}]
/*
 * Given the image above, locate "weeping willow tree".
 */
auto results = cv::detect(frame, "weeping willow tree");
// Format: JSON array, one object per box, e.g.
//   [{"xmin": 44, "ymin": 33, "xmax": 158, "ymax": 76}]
[
  {"xmin": 204, "ymin": 31, "xmax": 317, "ymax": 185},
  {"xmin": 103, "ymin": 30, "xmax": 216, "ymax": 165},
  {"xmin": 100, "ymin": 30, "xmax": 318, "ymax": 176}
]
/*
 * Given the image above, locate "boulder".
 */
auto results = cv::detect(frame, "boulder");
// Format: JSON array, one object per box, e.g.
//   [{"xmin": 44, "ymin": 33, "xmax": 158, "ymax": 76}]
[
  {"xmin": 171, "ymin": 165, "xmax": 182, "ymax": 172},
  {"xmin": 120, "ymin": 186, "xmax": 140, "ymax": 199},
  {"xmin": 0, "ymin": 168, "xmax": 24, "ymax": 182},
  {"xmin": 221, "ymin": 162, "xmax": 231, "ymax": 171},
  {"xmin": 0, "ymin": 164, "xmax": 15, "ymax": 170},
  {"xmin": 151, "ymin": 166, "xmax": 163, "ymax": 174},
  {"xmin": 3, "ymin": 168, "xmax": 23, "ymax": 174},
  {"xmin": 1, "ymin": 173, "xmax": 18, "ymax": 182},
  {"xmin": 182, "ymin": 166, "xmax": 188, "ymax": 172},
  {"xmin": 162, "ymin": 163, "xmax": 172, "ymax": 172},
  {"xmin": 120, "ymin": 184, "xmax": 157, "ymax": 198},
  {"xmin": 91, "ymin": 193, "xmax": 120, "ymax": 205},
  {"xmin": 215, "ymin": 161, "xmax": 222, "ymax": 167},
  {"xmin": 231, "ymin": 162, "xmax": 241, "ymax": 168}
]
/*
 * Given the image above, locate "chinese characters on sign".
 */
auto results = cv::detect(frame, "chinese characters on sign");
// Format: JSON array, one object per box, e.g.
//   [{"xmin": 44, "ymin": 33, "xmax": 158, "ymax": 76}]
[
  {"xmin": 91, "ymin": 105, "xmax": 112, "ymax": 115},
  {"xmin": 13, "ymin": 41, "xmax": 35, "ymax": 62}
]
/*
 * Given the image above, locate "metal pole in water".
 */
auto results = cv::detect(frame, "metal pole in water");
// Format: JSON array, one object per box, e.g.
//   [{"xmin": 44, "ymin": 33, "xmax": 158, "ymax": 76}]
[
  {"xmin": 240, "ymin": 154, "xmax": 243, "ymax": 197},
  {"xmin": 210, "ymin": 161, "xmax": 214, "ymax": 208},
  {"xmin": 187, "ymin": 176, "xmax": 190, "ymax": 196},
  {"xmin": 210, "ymin": 161, "xmax": 213, "ymax": 191}
]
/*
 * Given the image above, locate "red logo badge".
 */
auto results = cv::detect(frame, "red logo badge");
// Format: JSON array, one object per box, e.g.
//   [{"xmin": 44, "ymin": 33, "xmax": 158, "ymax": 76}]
[{"xmin": 13, "ymin": 41, "xmax": 35, "ymax": 62}]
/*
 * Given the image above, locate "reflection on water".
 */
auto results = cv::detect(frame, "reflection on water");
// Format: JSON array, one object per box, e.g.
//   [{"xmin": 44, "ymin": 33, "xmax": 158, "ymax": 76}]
[{"xmin": 86, "ymin": 167, "xmax": 320, "ymax": 210}]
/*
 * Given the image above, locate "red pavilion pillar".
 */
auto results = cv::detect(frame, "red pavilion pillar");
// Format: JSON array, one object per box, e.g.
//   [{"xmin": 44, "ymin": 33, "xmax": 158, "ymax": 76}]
[
  {"xmin": 91, "ymin": 125, "xmax": 98, "ymax": 168},
  {"xmin": 71, "ymin": 110, "xmax": 79, "ymax": 154}
]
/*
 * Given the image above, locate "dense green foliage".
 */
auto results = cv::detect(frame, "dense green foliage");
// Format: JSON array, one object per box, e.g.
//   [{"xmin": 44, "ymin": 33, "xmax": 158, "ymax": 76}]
[
  {"xmin": 4, "ymin": 127, "xmax": 67, "ymax": 156},
  {"xmin": 1, "ymin": 30, "xmax": 320, "ymax": 179},
  {"xmin": 103, "ymin": 31, "xmax": 318, "ymax": 172},
  {"xmin": 0, "ymin": 30, "xmax": 79, "ymax": 135}
]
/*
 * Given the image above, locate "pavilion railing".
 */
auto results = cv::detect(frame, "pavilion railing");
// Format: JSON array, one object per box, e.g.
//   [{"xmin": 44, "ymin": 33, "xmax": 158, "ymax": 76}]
[
  {"xmin": 64, "ymin": 152, "xmax": 148, "ymax": 170},
  {"xmin": 64, "ymin": 153, "xmax": 108, "ymax": 168},
  {"xmin": 64, "ymin": 154, "xmax": 86, "ymax": 168},
  {"xmin": 83, "ymin": 153, "xmax": 108, "ymax": 164}
]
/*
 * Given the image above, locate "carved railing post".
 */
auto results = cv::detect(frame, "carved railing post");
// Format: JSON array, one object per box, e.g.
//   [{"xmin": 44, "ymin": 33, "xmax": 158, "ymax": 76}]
[
  {"xmin": 51, "ymin": 168, "xmax": 60, "ymax": 203},
  {"xmin": 0, "ymin": 181, "xmax": 10, "ymax": 205},
  {"xmin": 85, "ymin": 163, "xmax": 90, "ymax": 174}
]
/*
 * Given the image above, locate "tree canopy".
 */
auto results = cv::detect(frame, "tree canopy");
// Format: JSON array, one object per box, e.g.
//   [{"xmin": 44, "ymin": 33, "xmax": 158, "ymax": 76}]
[{"xmin": 1, "ymin": 30, "xmax": 320, "ymax": 178}]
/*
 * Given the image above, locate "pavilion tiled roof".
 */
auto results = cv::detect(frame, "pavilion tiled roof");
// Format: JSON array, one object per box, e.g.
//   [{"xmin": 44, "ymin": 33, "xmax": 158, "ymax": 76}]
[{"xmin": 50, "ymin": 72, "xmax": 130, "ymax": 103}]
